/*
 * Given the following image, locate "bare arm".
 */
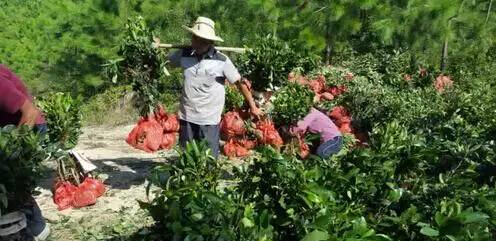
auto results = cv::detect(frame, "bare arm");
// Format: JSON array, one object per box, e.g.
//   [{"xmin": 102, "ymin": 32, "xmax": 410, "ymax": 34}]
[
  {"xmin": 18, "ymin": 100, "xmax": 39, "ymax": 128},
  {"xmin": 236, "ymin": 78, "xmax": 263, "ymax": 119}
]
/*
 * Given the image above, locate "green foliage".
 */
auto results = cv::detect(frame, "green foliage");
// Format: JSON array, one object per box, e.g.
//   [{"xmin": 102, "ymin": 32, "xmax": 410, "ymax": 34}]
[
  {"xmin": 372, "ymin": 0, "xmax": 496, "ymax": 70},
  {"xmin": 284, "ymin": 0, "xmax": 379, "ymax": 61},
  {"xmin": 0, "ymin": 125, "xmax": 46, "ymax": 213},
  {"xmin": 239, "ymin": 35, "xmax": 319, "ymax": 91},
  {"xmin": 141, "ymin": 141, "xmax": 274, "ymax": 241},
  {"xmin": 0, "ymin": 0, "xmax": 122, "ymax": 95},
  {"xmin": 2, "ymin": 0, "xmax": 494, "ymax": 99},
  {"xmin": 225, "ymin": 84, "xmax": 245, "ymax": 112},
  {"xmin": 142, "ymin": 48, "xmax": 496, "ymax": 240},
  {"xmin": 271, "ymin": 83, "xmax": 315, "ymax": 126},
  {"xmin": 106, "ymin": 16, "xmax": 167, "ymax": 116},
  {"xmin": 38, "ymin": 92, "xmax": 83, "ymax": 150}
]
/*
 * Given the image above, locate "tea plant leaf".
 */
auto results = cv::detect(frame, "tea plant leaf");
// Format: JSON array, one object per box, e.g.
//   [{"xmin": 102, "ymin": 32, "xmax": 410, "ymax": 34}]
[{"xmin": 420, "ymin": 226, "xmax": 440, "ymax": 237}]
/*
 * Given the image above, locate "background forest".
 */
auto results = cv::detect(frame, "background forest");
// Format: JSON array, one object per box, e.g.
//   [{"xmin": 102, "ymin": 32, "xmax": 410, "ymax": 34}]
[{"xmin": 1, "ymin": 0, "xmax": 494, "ymax": 98}]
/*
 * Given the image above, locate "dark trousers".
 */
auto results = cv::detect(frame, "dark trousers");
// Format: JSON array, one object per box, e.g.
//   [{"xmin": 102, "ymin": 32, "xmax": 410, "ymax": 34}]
[
  {"xmin": 20, "ymin": 197, "xmax": 45, "ymax": 238},
  {"xmin": 316, "ymin": 136, "xmax": 343, "ymax": 159},
  {"xmin": 179, "ymin": 120, "xmax": 220, "ymax": 159}
]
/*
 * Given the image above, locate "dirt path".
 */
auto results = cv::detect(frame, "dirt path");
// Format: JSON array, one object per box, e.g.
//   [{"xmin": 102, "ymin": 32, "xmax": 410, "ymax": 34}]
[{"xmin": 34, "ymin": 125, "xmax": 176, "ymax": 241}]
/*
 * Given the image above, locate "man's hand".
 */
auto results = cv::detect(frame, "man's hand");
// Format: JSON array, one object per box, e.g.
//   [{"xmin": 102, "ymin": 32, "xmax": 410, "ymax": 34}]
[
  {"xmin": 153, "ymin": 37, "xmax": 161, "ymax": 49},
  {"xmin": 250, "ymin": 106, "xmax": 263, "ymax": 120},
  {"xmin": 237, "ymin": 78, "xmax": 264, "ymax": 119},
  {"xmin": 18, "ymin": 100, "xmax": 39, "ymax": 128},
  {"xmin": 290, "ymin": 126, "xmax": 305, "ymax": 136}
]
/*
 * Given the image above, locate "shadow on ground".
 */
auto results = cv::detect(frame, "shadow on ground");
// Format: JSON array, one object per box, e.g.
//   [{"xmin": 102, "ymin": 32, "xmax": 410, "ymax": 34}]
[
  {"xmin": 103, "ymin": 226, "xmax": 164, "ymax": 241},
  {"xmin": 36, "ymin": 155, "xmax": 180, "ymax": 192},
  {"xmin": 94, "ymin": 157, "xmax": 167, "ymax": 190}
]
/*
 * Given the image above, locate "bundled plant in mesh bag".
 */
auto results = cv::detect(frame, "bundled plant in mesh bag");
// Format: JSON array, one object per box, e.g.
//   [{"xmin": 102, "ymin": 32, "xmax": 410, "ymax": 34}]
[
  {"xmin": 271, "ymin": 82, "xmax": 315, "ymax": 126},
  {"xmin": 37, "ymin": 92, "xmax": 83, "ymax": 150},
  {"xmin": 104, "ymin": 16, "xmax": 167, "ymax": 116},
  {"xmin": 224, "ymin": 84, "xmax": 245, "ymax": 112},
  {"xmin": 0, "ymin": 125, "xmax": 46, "ymax": 213}
]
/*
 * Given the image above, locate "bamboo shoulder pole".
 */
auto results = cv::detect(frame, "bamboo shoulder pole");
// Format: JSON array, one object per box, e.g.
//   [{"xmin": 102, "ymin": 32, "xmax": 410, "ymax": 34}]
[{"xmin": 157, "ymin": 43, "xmax": 249, "ymax": 54}]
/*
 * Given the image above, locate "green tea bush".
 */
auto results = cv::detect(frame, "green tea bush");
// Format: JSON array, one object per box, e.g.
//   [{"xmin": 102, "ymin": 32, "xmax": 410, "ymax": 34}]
[
  {"xmin": 238, "ymin": 35, "xmax": 319, "ymax": 92},
  {"xmin": 141, "ymin": 141, "xmax": 274, "ymax": 241},
  {"xmin": 271, "ymin": 83, "xmax": 315, "ymax": 126},
  {"xmin": 38, "ymin": 92, "xmax": 83, "ymax": 149},
  {"xmin": 224, "ymin": 84, "xmax": 245, "ymax": 112},
  {"xmin": 0, "ymin": 125, "xmax": 46, "ymax": 213},
  {"xmin": 105, "ymin": 16, "xmax": 167, "ymax": 117}
]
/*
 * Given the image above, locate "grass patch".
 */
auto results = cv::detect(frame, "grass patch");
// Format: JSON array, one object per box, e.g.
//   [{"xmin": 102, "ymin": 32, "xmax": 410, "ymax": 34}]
[{"xmin": 82, "ymin": 85, "xmax": 181, "ymax": 127}]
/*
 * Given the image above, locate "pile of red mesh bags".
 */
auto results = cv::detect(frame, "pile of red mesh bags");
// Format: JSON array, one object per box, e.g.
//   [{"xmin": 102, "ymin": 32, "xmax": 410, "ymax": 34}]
[
  {"xmin": 220, "ymin": 111, "xmax": 257, "ymax": 158},
  {"xmin": 126, "ymin": 106, "xmax": 179, "ymax": 153},
  {"xmin": 254, "ymin": 119, "xmax": 283, "ymax": 148},
  {"xmin": 328, "ymin": 106, "xmax": 368, "ymax": 146},
  {"xmin": 288, "ymin": 72, "xmax": 350, "ymax": 103},
  {"xmin": 53, "ymin": 177, "xmax": 106, "ymax": 210},
  {"xmin": 328, "ymin": 106, "xmax": 352, "ymax": 134},
  {"xmin": 434, "ymin": 75, "xmax": 453, "ymax": 93}
]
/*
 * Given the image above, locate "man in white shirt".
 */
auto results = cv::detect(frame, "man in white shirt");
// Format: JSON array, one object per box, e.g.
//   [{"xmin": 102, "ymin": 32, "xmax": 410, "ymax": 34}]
[{"xmin": 166, "ymin": 16, "xmax": 261, "ymax": 158}]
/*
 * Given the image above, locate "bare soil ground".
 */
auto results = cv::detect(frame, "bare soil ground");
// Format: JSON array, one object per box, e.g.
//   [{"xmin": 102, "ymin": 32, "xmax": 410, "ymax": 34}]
[{"xmin": 34, "ymin": 125, "xmax": 177, "ymax": 241}]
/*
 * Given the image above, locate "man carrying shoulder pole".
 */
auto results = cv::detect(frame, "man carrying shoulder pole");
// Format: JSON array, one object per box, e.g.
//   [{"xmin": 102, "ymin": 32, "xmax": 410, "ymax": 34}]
[{"xmin": 157, "ymin": 16, "xmax": 262, "ymax": 158}]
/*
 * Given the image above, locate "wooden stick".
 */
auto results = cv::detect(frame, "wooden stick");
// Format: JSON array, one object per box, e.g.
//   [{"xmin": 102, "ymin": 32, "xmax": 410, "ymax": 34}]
[{"xmin": 157, "ymin": 43, "xmax": 249, "ymax": 54}]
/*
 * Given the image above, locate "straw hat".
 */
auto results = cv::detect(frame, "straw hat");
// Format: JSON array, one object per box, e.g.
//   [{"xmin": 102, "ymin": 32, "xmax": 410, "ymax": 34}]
[{"xmin": 182, "ymin": 16, "xmax": 224, "ymax": 42}]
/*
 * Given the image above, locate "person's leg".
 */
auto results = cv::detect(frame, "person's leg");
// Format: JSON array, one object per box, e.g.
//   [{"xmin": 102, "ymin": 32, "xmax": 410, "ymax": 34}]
[
  {"xmin": 33, "ymin": 124, "xmax": 48, "ymax": 136},
  {"xmin": 316, "ymin": 136, "xmax": 343, "ymax": 159},
  {"xmin": 23, "ymin": 124, "xmax": 50, "ymax": 241},
  {"xmin": 199, "ymin": 124, "xmax": 220, "ymax": 159},
  {"xmin": 179, "ymin": 120, "xmax": 200, "ymax": 149},
  {"xmin": 20, "ymin": 197, "xmax": 49, "ymax": 241}
]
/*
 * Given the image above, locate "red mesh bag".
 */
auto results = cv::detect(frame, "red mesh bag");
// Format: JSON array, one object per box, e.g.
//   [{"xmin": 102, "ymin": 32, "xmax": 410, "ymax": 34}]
[
  {"xmin": 126, "ymin": 116, "xmax": 163, "ymax": 152},
  {"xmin": 434, "ymin": 75, "xmax": 453, "ymax": 93},
  {"xmin": 329, "ymin": 86, "xmax": 340, "ymax": 96},
  {"xmin": 339, "ymin": 123, "xmax": 353, "ymax": 134},
  {"xmin": 53, "ymin": 181, "xmax": 77, "ymax": 211},
  {"xmin": 328, "ymin": 85, "xmax": 347, "ymax": 96},
  {"xmin": 335, "ymin": 116, "xmax": 351, "ymax": 127},
  {"xmin": 220, "ymin": 111, "xmax": 246, "ymax": 140},
  {"xmin": 256, "ymin": 120, "xmax": 283, "ymax": 148},
  {"xmin": 163, "ymin": 114, "xmax": 179, "ymax": 133},
  {"xmin": 308, "ymin": 75, "xmax": 326, "ymax": 93},
  {"xmin": 79, "ymin": 177, "xmax": 106, "ymax": 198},
  {"xmin": 328, "ymin": 106, "xmax": 350, "ymax": 121},
  {"xmin": 308, "ymin": 80, "xmax": 324, "ymax": 94},
  {"xmin": 161, "ymin": 133, "xmax": 177, "ymax": 150},
  {"xmin": 72, "ymin": 187, "xmax": 97, "ymax": 208},
  {"xmin": 298, "ymin": 137, "xmax": 310, "ymax": 159},
  {"xmin": 320, "ymin": 92, "xmax": 334, "ymax": 101},
  {"xmin": 154, "ymin": 106, "xmax": 180, "ymax": 133},
  {"xmin": 238, "ymin": 139, "xmax": 257, "ymax": 150},
  {"xmin": 223, "ymin": 139, "xmax": 249, "ymax": 158}
]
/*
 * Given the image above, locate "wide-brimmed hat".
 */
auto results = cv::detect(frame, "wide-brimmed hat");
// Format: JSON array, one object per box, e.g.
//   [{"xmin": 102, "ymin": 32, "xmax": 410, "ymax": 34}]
[{"xmin": 182, "ymin": 16, "xmax": 224, "ymax": 42}]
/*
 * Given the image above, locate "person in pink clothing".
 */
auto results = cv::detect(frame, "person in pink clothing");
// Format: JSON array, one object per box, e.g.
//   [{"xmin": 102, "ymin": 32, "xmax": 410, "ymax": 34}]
[
  {"xmin": 291, "ymin": 107, "xmax": 343, "ymax": 159},
  {"xmin": 0, "ymin": 64, "xmax": 46, "ymax": 130},
  {"xmin": 0, "ymin": 64, "xmax": 50, "ymax": 241}
]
